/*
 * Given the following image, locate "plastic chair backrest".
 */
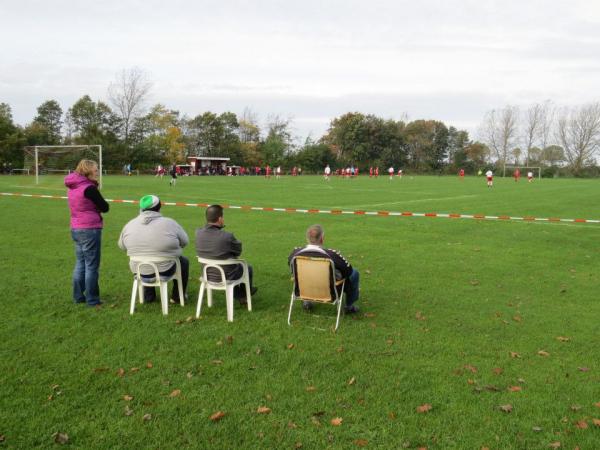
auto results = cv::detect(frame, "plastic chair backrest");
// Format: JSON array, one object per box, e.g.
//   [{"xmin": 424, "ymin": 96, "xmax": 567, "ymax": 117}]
[{"xmin": 293, "ymin": 256, "xmax": 336, "ymax": 302}]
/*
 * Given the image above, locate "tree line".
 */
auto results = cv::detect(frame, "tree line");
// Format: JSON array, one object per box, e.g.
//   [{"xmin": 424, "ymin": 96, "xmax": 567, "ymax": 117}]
[{"xmin": 1, "ymin": 69, "xmax": 599, "ymax": 176}]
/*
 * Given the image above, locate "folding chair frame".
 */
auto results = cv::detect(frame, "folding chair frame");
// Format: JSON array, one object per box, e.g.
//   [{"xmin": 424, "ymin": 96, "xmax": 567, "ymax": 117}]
[{"xmin": 288, "ymin": 255, "xmax": 346, "ymax": 331}]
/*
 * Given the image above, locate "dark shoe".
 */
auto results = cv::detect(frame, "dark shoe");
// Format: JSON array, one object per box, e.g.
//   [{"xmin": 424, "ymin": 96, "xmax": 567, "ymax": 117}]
[
  {"xmin": 74, "ymin": 299, "xmax": 86, "ymax": 304},
  {"xmin": 302, "ymin": 301, "xmax": 313, "ymax": 311},
  {"xmin": 250, "ymin": 286, "xmax": 258, "ymax": 296},
  {"xmin": 344, "ymin": 304, "xmax": 360, "ymax": 314}
]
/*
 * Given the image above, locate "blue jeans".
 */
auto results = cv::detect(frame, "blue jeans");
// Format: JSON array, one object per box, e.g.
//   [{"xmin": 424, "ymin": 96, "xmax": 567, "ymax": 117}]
[
  {"xmin": 343, "ymin": 269, "xmax": 360, "ymax": 306},
  {"xmin": 71, "ymin": 228, "xmax": 102, "ymax": 306}
]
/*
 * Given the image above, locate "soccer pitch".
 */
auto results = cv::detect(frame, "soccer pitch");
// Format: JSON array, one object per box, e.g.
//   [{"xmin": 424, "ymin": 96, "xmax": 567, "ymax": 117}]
[{"xmin": 1, "ymin": 174, "xmax": 599, "ymax": 449}]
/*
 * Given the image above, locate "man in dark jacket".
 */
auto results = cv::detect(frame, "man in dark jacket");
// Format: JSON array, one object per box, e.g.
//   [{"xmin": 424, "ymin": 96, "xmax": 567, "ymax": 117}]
[
  {"xmin": 195, "ymin": 205, "xmax": 257, "ymax": 304},
  {"xmin": 288, "ymin": 224, "xmax": 360, "ymax": 313}
]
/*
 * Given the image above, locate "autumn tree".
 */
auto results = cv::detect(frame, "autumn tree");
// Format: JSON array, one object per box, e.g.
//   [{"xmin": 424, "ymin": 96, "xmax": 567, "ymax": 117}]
[
  {"xmin": 404, "ymin": 120, "xmax": 448, "ymax": 171},
  {"xmin": 480, "ymin": 106, "xmax": 519, "ymax": 175},
  {"xmin": 108, "ymin": 67, "xmax": 152, "ymax": 143},
  {"xmin": 555, "ymin": 103, "xmax": 600, "ymax": 175}
]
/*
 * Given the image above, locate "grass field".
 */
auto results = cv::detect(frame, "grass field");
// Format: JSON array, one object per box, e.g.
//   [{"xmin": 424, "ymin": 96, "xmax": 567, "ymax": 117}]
[{"xmin": 1, "ymin": 174, "xmax": 599, "ymax": 449}]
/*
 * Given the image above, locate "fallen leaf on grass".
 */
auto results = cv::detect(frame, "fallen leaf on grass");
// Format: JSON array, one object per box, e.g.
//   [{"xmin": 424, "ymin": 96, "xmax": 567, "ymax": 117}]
[
  {"xmin": 287, "ymin": 421, "xmax": 297, "ymax": 429},
  {"xmin": 532, "ymin": 426, "xmax": 542, "ymax": 432},
  {"xmin": 93, "ymin": 367, "xmax": 110, "ymax": 373},
  {"xmin": 571, "ymin": 405, "xmax": 582, "ymax": 411},
  {"xmin": 123, "ymin": 395, "xmax": 133, "ymax": 401},
  {"xmin": 187, "ymin": 372, "xmax": 193, "ymax": 379},
  {"xmin": 499, "ymin": 404, "xmax": 513, "ymax": 413},
  {"xmin": 142, "ymin": 413, "xmax": 152, "ymax": 422},
  {"xmin": 306, "ymin": 386, "xmax": 317, "ymax": 392},
  {"xmin": 386, "ymin": 339, "xmax": 394, "ymax": 345},
  {"xmin": 354, "ymin": 439, "xmax": 368, "ymax": 447},
  {"xmin": 52, "ymin": 432, "xmax": 69, "ymax": 444},
  {"xmin": 124, "ymin": 405, "xmax": 133, "ymax": 416},
  {"xmin": 513, "ymin": 315, "xmax": 522, "ymax": 322},
  {"xmin": 577, "ymin": 367, "xmax": 590, "ymax": 372},
  {"xmin": 255, "ymin": 347, "xmax": 262, "ymax": 355},
  {"xmin": 169, "ymin": 389, "xmax": 181, "ymax": 398},
  {"xmin": 210, "ymin": 360, "xmax": 223, "ymax": 365},
  {"xmin": 287, "ymin": 343, "xmax": 295, "ymax": 350},
  {"xmin": 185, "ymin": 316, "xmax": 194, "ymax": 323},
  {"xmin": 416, "ymin": 404, "xmax": 432, "ymax": 413},
  {"xmin": 117, "ymin": 368, "xmax": 125, "ymax": 377},
  {"xmin": 0, "ymin": 435, "xmax": 5, "ymax": 442},
  {"xmin": 595, "ymin": 402, "xmax": 600, "ymax": 408},
  {"xmin": 548, "ymin": 442, "xmax": 561, "ymax": 449},
  {"xmin": 470, "ymin": 279, "xmax": 480, "ymax": 286},
  {"xmin": 347, "ymin": 377, "xmax": 356, "ymax": 385},
  {"xmin": 485, "ymin": 385, "xmax": 500, "ymax": 392},
  {"xmin": 364, "ymin": 312, "xmax": 376, "ymax": 318},
  {"xmin": 575, "ymin": 420, "xmax": 588, "ymax": 429},
  {"xmin": 467, "ymin": 379, "xmax": 476, "ymax": 385},
  {"xmin": 492, "ymin": 367, "xmax": 503, "ymax": 375},
  {"xmin": 509, "ymin": 352, "xmax": 521, "ymax": 358},
  {"xmin": 508, "ymin": 386, "xmax": 522, "ymax": 392},
  {"xmin": 257, "ymin": 406, "xmax": 271, "ymax": 414},
  {"xmin": 311, "ymin": 416, "xmax": 322, "ymax": 426},
  {"xmin": 556, "ymin": 336, "xmax": 570, "ymax": 342},
  {"xmin": 146, "ymin": 361, "xmax": 153, "ymax": 369},
  {"xmin": 592, "ymin": 418, "xmax": 600, "ymax": 427},
  {"xmin": 130, "ymin": 367, "xmax": 140, "ymax": 372},
  {"xmin": 330, "ymin": 417, "xmax": 343, "ymax": 426},
  {"xmin": 537, "ymin": 350, "xmax": 550, "ymax": 357},
  {"xmin": 295, "ymin": 442, "xmax": 303, "ymax": 449},
  {"xmin": 337, "ymin": 347, "xmax": 344, "ymax": 353},
  {"xmin": 210, "ymin": 411, "xmax": 225, "ymax": 421},
  {"xmin": 464, "ymin": 364, "xmax": 478, "ymax": 373},
  {"xmin": 388, "ymin": 412, "xmax": 396, "ymax": 419},
  {"xmin": 415, "ymin": 311, "xmax": 426, "ymax": 321}
]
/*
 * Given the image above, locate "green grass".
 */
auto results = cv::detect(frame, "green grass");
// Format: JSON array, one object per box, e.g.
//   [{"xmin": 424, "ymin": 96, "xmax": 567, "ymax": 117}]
[{"xmin": 1, "ymin": 174, "xmax": 599, "ymax": 449}]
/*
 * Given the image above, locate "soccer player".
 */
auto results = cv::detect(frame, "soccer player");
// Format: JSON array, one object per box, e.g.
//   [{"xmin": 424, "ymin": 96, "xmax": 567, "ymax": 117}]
[
  {"xmin": 369, "ymin": 166, "xmax": 373, "ymax": 178},
  {"xmin": 265, "ymin": 165, "xmax": 271, "ymax": 179},
  {"xmin": 397, "ymin": 168, "xmax": 403, "ymax": 178},
  {"xmin": 485, "ymin": 169, "xmax": 493, "ymax": 187},
  {"xmin": 388, "ymin": 166, "xmax": 394, "ymax": 180},
  {"xmin": 276, "ymin": 166, "xmax": 282, "ymax": 179},
  {"xmin": 527, "ymin": 171, "xmax": 534, "ymax": 182},
  {"xmin": 459, "ymin": 168, "xmax": 465, "ymax": 180},
  {"xmin": 513, "ymin": 168, "xmax": 520, "ymax": 182},
  {"xmin": 324, "ymin": 164, "xmax": 331, "ymax": 181},
  {"xmin": 375, "ymin": 167, "xmax": 379, "ymax": 178}
]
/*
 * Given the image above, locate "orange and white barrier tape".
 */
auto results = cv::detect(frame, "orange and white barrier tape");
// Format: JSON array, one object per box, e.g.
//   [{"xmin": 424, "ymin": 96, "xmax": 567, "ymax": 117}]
[{"xmin": 2, "ymin": 192, "xmax": 599, "ymax": 224}]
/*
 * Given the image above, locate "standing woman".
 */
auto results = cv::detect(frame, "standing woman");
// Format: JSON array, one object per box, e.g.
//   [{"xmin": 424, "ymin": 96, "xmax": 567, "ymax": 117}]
[{"xmin": 64, "ymin": 160, "xmax": 109, "ymax": 306}]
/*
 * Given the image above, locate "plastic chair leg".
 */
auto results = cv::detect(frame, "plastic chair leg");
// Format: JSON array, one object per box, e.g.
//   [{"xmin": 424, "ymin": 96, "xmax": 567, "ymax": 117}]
[
  {"xmin": 196, "ymin": 283, "xmax": 205, "ymax": 318},
  {"xmin": 130, "ymin": 278, "xmax": 138, "ymax": 314},
  {"xmin": 225, "ymin": 285, "xmax": 235, "ymax": 322},
  {"xmin": 160, "ymin": 282, "xmax": 169, "ymax": 315},
  {"xmin": 244, "ymin": 277, "xmax": 252, "ymax": 311},
  {"xmin": 207, "ymin": 288, "xmax": 213, "ymax": 308},
  {"xmin": 176, "ymin": 275, "xmax": 184, "ymax": 306},
  {"xmin": 138, "ymin": 279, "xmax": 145, "ymax": 304}
]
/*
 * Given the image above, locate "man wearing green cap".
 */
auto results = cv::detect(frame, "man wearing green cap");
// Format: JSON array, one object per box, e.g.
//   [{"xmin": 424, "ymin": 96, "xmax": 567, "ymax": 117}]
[{"xmin": 118, "ymin": 195, "xmax": 189, "ymax": 303}]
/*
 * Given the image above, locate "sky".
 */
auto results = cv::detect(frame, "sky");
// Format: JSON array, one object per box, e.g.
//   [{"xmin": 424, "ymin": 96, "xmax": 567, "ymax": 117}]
[{"xmin": 1, "ymin": 0, "xmax": 600, "ymax": 142}]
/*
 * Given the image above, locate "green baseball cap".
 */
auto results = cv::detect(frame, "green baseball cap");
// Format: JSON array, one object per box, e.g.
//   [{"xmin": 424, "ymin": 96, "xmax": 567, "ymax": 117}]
[{"xmin": 139, "ymin": 194, "xmax": 160, "ymax": 211}]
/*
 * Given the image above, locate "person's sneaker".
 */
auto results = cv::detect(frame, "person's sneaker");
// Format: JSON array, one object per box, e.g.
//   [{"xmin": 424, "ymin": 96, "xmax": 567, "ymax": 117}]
[
  {"xmin": 344, "ymin": 304, "xmax": 360, "ymax": 314},
  {"xmin": 250, "ymin": 286, "xmax": 258, "ymax": 296},
  {"xmin": 302, "ymin": 301, "xmax": 313, "ymax": 311}
]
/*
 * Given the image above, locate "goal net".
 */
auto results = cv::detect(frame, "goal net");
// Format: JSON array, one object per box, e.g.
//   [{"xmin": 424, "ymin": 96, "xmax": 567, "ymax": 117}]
[
  {"xmin": 24, "ymin": 145, "xmax": 103, "ymax": 187},
  {"xmin": 503, "ymin": 165, "xmax": 541, "ymax": 180}
]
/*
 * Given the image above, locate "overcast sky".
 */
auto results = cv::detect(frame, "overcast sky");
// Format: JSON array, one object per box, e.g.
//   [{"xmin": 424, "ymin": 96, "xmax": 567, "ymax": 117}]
[{"xmin": 1, "ymin": 0, "xmax": 600, "ymax": 141}]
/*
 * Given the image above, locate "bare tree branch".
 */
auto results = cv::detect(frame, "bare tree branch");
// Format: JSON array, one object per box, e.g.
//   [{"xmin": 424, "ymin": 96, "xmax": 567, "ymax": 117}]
[{"xmin": 108, "ymin": 67, "xmax": 152, "ymax": 143}]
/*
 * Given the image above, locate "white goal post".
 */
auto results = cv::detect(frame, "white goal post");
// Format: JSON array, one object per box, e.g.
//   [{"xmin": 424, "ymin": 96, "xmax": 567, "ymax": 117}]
[
  {"xmin": 25, "ymin": 145, "xmax": 103, "ymax": 188},
  {"xmin": 503, "ymin": 165, "xmax": 541, "ymax": 180}
]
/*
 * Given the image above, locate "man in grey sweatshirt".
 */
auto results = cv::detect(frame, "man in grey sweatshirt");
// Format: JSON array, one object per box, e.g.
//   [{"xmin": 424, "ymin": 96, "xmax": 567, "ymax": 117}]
[{"xmin": 118, "ymin": 195, "xmax": 189, "ymax": 302}]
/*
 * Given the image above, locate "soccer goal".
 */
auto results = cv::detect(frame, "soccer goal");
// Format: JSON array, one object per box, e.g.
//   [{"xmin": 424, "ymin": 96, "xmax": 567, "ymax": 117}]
[
  {"xmin": 504, "ymin": 165, "xmax": 541, "ymax": 180},
  {"xmin": 24, "ymin": 145, "xmax": 103, "ymax": 187}
]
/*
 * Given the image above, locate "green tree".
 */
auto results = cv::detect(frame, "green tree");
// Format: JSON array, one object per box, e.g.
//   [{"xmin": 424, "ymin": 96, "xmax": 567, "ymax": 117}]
[
  {"xmin": 33, "ymin": 100, "xmax": 63, "ymax": 144},
  {"xmin": 0, "ymin": 103, "xmax": 26, "ymax": 167},
  {"xmin": 404, "ymin": 120, "xmax": 449, "ymax": 170}
]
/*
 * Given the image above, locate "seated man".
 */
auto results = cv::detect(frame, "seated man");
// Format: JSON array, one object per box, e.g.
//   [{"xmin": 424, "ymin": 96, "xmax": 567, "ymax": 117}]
[
  {"xmin": 195, "ymin": 205, "xmax": 257, "ymax": 303},
  {"xmin": 288, "ymin": 224, "xmax": 360, "ymax": 313},
  {"xmin": 118, "ymin": 195, "xmax": 189, "ymax": 303}
]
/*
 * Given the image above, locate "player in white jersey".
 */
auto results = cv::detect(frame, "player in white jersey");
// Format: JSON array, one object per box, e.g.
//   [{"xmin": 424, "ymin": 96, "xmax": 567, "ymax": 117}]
[
  {"xmin": 388, "ymin": 167, "xmax": 394, "ymax": 180},
  {"xmin": 324, "ymin": 164, "xmax": 331, "ymax": 181},
  {"xmin": 485, "ymin": 170, "xmax": 493, "ymax": 187}
]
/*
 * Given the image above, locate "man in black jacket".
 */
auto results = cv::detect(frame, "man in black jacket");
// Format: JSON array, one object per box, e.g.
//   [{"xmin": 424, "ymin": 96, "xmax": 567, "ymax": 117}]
[
  {"xmin": 288, "ymin": 224, "xmax": 360, "ymax": 313},
  {"xmin": 195, "ymin": 205, "xmax": 257, "ymax": 304}
]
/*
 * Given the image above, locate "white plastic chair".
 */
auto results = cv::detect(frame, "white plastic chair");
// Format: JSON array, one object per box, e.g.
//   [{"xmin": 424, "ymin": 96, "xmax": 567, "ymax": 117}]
[
  {"xmin": 288, "ymin": 255, "xmax": 346, "ymax": 331},
  {"xmin": 129, "ymin": 256, "xmax": 184, "ymax": 315},
  {"xmin": 196, "ymin": 257, "xmax": 252, "ymax": 322}
]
